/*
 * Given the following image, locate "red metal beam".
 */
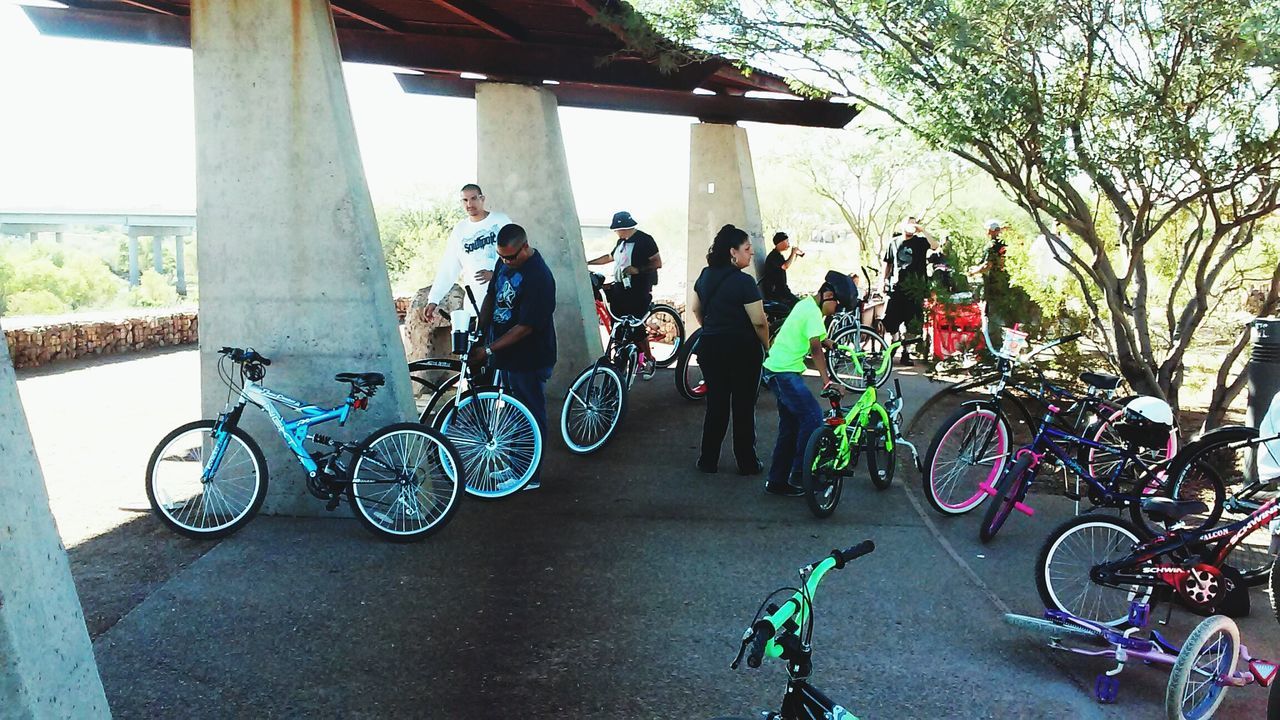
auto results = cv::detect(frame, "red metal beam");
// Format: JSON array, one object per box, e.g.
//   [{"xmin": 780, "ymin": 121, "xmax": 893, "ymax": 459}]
[
  {"xmin": 423, "ymin": 0, "xmax": 525, "ymax": 42},
  {"xmin": 396, "ymin": 73, "xmax": 860, "ymax": 129},
  {"xmin": 332, "ymin": 1, "xmax": 403, "ymax": 33}
]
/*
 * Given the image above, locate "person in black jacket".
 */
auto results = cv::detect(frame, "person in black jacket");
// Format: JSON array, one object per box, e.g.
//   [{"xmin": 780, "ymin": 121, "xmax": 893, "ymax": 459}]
[
  {"xmin": 690, "ymin": 225, "xmax": 772, "ymax": 475},
  {"xmin": 760, "ymin": 231, "xmax": 802, "ymax": 308}
]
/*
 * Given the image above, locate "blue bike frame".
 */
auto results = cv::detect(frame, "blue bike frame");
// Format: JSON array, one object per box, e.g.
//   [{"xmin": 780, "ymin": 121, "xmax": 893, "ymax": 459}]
[{"xmin": 212, "ymin": 381, "xmax": 354, "ymax": 477}]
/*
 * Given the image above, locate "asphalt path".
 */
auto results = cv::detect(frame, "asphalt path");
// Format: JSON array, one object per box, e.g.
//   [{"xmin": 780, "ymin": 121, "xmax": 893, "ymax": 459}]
[{"xmin": 19, "ymin": 350, "xmax": 1277, "ymax": 718}]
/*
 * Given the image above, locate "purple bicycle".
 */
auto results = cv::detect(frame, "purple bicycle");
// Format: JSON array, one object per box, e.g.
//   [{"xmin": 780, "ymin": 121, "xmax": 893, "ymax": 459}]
[{"xmin": 1005, "ymin": 601, "xmax": 1278, "ymax": 719}]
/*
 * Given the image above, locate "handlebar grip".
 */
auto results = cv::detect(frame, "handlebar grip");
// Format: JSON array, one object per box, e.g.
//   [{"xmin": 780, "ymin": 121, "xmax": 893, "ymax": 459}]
[
  {"xmin": 745, "ymin": 622, "xmax": 772, "ymax": 669},
  {"xmin": 833, "ymin": 540, "xmax": 875, "ymax": 568}
]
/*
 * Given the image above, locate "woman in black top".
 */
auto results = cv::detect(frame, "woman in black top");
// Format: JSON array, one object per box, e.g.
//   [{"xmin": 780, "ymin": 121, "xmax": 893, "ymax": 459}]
[{"xmin": 690, "ymin": 225, "xmax": 771, "ymax": 474}]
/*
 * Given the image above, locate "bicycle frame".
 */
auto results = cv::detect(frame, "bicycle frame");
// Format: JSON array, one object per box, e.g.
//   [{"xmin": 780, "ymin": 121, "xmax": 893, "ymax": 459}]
[{"xmin": 822, "ymin": 386, "xmax": 891, "ymax": 470}]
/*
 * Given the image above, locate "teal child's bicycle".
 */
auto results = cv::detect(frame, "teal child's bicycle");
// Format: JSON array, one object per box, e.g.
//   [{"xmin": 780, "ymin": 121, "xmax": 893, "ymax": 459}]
[
  {"xmin": 801, "ymin": 341, "xmax": 920, "ymax": 518},
  {"xmin": 715, "ymin": 540, "xmax": 876, "ymax": 720}
]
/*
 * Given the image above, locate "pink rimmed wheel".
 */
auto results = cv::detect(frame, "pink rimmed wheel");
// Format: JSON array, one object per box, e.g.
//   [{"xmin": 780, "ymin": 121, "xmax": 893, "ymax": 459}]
[{"xmin": 922, "ymin": 403, "xmax": 1009, "ymax": 515}]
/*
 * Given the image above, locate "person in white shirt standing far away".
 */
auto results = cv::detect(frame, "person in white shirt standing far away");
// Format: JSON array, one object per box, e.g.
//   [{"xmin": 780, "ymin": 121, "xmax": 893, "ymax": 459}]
[{"xmin": 422, "ymin": 183, "xmax": 513, "ymax": 327}]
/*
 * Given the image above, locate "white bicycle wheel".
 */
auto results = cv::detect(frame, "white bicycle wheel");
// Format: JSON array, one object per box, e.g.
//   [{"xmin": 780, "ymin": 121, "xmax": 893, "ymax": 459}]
[
  {"xmin": 828, "ymin": 326, "xmax": 890, "ymax": 390},
  {"xmin": 560, "ymin": 364, "xmax": 628, "ymax": 455},
  {"xmin": 439, "ymin": 389, "xmax": 542, "ymax": 499},
  {"xmin": 347, "ymin": 423, "xmax": 463, "ymax": 542},
  {"xmin": 145, "ymin": 420, "xmax": 267, "ymax": 539},
  {"xmin": 1166, "ymin": 615, "xmax": 1239, "ymax": 720}
]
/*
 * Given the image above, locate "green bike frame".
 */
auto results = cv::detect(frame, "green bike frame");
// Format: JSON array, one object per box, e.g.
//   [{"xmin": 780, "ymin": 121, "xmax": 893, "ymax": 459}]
[{"xmin": 819, "ymin": 342, "xmax": 901, "ymax": 471}]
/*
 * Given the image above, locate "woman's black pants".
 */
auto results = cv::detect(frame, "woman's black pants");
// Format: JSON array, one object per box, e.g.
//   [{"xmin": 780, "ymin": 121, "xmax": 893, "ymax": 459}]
[{"xmin": 696, "ymin": 334, "xmax": 763, "ymax": 470}]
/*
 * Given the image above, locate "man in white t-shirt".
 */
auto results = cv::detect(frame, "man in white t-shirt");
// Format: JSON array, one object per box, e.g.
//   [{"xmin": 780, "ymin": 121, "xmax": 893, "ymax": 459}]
[{"xmin": 422, "ymin": 183, "xmax": 513, "ymax": 325}]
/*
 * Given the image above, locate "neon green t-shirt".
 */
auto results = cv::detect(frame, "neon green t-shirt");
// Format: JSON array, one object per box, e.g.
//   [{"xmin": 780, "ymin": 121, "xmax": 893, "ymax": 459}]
[{"xmin": 763, "ymin": 297, "xmax": 827, "ymax": 373}]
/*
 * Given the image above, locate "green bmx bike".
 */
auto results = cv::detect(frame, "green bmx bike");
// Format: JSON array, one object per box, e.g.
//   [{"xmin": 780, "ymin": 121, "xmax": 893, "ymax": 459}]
[{"xmin": 801, "ymin": 341, "xmax": 920, "ymax": 518}]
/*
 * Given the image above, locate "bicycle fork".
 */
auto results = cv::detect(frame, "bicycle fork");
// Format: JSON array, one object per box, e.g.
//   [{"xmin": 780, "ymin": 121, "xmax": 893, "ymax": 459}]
[{"xmin": 980, "ymin": 448, "xmax": 1040, "ymax": 517}]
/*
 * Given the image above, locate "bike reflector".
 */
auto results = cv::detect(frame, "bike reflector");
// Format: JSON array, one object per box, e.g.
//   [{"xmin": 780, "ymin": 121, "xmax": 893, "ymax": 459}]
[
  {"xmin": 825, "ymin": 417, "xmax": 846, "ymax": 426},
  {"xmin": 1250, "ymin": 659, "xmax": 1278, "ymax": 686},
  {"xmin": 353, "ymin": 398, "xmax": 368, "ymax": 410}
]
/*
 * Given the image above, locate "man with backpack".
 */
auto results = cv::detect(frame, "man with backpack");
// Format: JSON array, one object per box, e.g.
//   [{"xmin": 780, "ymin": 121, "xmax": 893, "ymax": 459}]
[{"xmin": 881, "ymin": 219, "xmax": 939, "ymax": 365}]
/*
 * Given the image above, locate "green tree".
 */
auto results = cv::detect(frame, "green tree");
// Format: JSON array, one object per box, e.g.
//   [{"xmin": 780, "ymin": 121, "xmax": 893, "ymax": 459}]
[
  {"xmin": 635, "ymin": 0, "xmax": 1280, "ymax": 417},
  {"xmin": 377, "ymin": 201, "xmax": 464, "ymax": 291}
]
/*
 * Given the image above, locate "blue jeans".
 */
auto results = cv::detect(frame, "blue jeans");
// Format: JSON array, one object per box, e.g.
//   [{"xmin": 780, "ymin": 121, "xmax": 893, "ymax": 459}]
[
  {"xmin": 501, "ymin": 366, "xmax": 551, "ymax": 483},
  {"xmin": 764, "ymin": 371, "xmax": 821, "ymax": 487}
]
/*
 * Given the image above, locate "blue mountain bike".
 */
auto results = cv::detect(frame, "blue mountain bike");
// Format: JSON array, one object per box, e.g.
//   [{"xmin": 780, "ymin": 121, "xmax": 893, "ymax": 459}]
[{"xmin": 145, "ymin": 347, "xmax": 463, "ymax": 542}]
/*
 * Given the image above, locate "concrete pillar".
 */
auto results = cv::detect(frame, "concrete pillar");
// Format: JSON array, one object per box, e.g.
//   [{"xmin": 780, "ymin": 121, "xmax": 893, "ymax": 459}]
[
  {"xmin": 0, "ymin": 341, "xmax": 111, "ymax": 718},
  {"xmin": 191, "ymin": 0, "xmax": 414, "ymax": 516},
  {"xmin": 152, "ymin": 236, "xmax": 164, "ymax": 273},
  {"xmin": 686, "ymin": 122, "xmax": 765, "ymax": 326},
  {"xmin": 175, "ymin": 235, "xmax": 187, "ymax": 296},
  {"xmin": 27, "ymin": 231, "xmax": 37, "ymax": 244},
  {"xmin": 475, "ymin": 82, "xmax": 601, "ymax": 396},
  {"xmin": 127, "ymin": 231, "xmax": 140, "ymax": 286},
  {"xmin": 54, "ymin": 231, "xmax": 63, "ymax": 243}
]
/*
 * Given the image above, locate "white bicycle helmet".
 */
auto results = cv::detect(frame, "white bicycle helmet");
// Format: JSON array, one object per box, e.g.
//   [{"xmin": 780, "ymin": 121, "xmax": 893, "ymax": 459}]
[{"xmin": 1117, "ymin": 396, "xmax": 1174, "ymax": 449}]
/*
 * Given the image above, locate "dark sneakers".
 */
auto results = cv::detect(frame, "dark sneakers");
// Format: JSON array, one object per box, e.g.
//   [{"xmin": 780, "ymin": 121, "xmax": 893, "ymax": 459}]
[
  {"xmin": 764, "ymin": 480, "xmax": 804, "ymax": 497},
  {"xmin": 737, "ymin": 458, "xmax": 764, "ymax": 476}
]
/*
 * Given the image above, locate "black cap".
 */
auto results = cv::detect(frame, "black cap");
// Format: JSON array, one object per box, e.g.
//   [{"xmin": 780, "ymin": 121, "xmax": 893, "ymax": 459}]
[
  {"xmin": 822, "ymin": 270, "xmax": 858, "ymax": 310},
  {"xmin": 609, "ymin": 211, "xmax": 638, "ymax": 230}
]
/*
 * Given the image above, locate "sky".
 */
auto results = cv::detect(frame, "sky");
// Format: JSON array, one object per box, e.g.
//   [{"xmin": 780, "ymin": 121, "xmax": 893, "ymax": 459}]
[{"xmin": 0, "ymin": 0, "xmax": 778, "ymax": 224}]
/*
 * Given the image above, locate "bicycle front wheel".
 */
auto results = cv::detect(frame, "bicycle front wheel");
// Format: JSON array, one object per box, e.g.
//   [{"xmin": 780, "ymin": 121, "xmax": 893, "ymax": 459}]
[
  {"xmin": 802, "ymin": 426, "xmax": 845, "ymax": 518},
  {"xmin": 1165, "ymin": 614, "xmax": 1239, "ymax": 720},
  {"xmin": 979, "ymin": 454, "xmax": 1031, "ymax": 543},
  {"xmin": 867, "ymin": 417, "xmax": 895, "ymax": 490},
  {"xmin": 347, "ymin": 423, "xmax": 462, "ymax": 542},
  {"xmin": 827, "ymin": 326, "xmax": 889, "ymax": 391},
  {"xmin": 923, "ymin": 404, "xmax": 1009, "ymax": 515},
  {"xmin": 1036, "ymin": 514, "xmax": 1152, "ymax": 627},
  {"xmin": 145, "ymin": 419, "xmax": 268, "ymax": 539},
  {"xmin": 560, "ymin": 364, "xmax": 628, "ymax": 455},
  {"xmin": 439, "ymin": 389, "xmax": 543, "ymax": 499},
  {"xmin": 644, "ymin": 304, "xmax": 685, "ymax": 367},
  {"xmin": 676, "ymin": 328, "xmax": 708, "ymax": 401}
]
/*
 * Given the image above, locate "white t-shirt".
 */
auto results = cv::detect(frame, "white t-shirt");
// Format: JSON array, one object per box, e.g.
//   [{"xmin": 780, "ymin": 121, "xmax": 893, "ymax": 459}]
[{"xmin": 427, "ymin": 211, "xmax": 512, "ymax": 311}]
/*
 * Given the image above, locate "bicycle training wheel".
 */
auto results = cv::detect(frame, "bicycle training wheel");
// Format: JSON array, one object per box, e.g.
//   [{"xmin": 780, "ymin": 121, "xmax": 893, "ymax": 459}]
[
  {"xmin": 676, "ymin": 328, "xmax": 708, "ymax": 401},
  {"xmin": 1036, "ymin": 514, "xmax": 1152, "ymax": 626},
  {"xmin": 866, "ymin": 417, "xmax": 895, "ymax": 490},
  {"xmin": 644, "ymin": 304, "xmax": 685, "ymax": 367},
  {"xmin": 923, "ymin": 404, "xmax": 1009, "ymax": 515},
  {"xmin": 802, "ymin": 426, "xmax": 845, "ymax": 518},
  {"xmin": 979, "ymin": 454, "xmax": 1032, "ymax": 543},
  {"xmin": 347, "ymin": 422, "xmax": 462, "ymax": 542},
  {"xmin": 145, "ymin": 419, "xmax": 268, "ymax": 539},
  {"xmin": 1165, "ymin": 614, "xmax": 1239, "ymax": 720},
  {"xmin": 827, "ymin": 326, "xmax": 889, "ymax": 391},
  {"xmin": 438, "ymin": 388, "xmax": 542, "ymax": 499},
  {"xmin": 560, "ymin": 364, "xmax": 628, "ymax": 455}
]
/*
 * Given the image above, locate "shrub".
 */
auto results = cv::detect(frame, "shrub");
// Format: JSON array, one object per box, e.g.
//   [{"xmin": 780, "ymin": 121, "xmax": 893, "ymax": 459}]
[{"xmin": 6, "ymin": 289, "xmax": 71, "ymax": 316}]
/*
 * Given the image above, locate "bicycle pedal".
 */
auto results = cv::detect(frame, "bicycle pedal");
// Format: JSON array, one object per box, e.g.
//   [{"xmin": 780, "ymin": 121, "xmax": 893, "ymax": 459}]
[
  {"xmin": 1063, "ymin": 490, "xmax": 1082, "ymax": 501},
  {"xmin": 1093, "ymin": 674, "xmax": 1120, "ymax": 703},
  {"xmin": 325, "ymin": 496, "xmax": 342, "ymax": 511},
  {"xmin": 1127, "ymin": 602, "xmax": 1151, "ymax": 629}
]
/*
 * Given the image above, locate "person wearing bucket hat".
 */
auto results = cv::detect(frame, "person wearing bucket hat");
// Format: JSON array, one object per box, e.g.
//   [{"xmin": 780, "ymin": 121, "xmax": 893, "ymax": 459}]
[
  {"xmin": 587, "ymin": 210, "xmax": 663, "ymax": 378},
  {"xmin": 760, "ymin": 231, "xmax": 802, "ymax": 308}
]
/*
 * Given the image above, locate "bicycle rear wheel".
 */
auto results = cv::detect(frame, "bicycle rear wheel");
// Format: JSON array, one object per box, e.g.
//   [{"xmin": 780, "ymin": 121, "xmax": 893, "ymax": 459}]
[
  {"xmin": 676, "ymin": 328, "xmax": 708, "ymax": 401},
  {"xmin": 1083, "ymin": 405, "xmax": 1177, "ymax": 492},
  {"xmin": 1036, "ymin": 514, "xmax": 1152, "ymax": 627},
  {"xmin": 560, "ymin": 363, "xmax": 627, "ymax": 455},
  {"xmin": 827, "ymin": 326, "xmax": 889, "ymax": 391},
  {"xmin": 439, "ymin": 388, "xmax": 542, "ymax": 499},
  {"xmin": 979, "ymin": 454, "xmax": 1031, "ymax": 543},
  {"xmin": 644, "ymin": 304, "xmax": 685, "ymax": 367},
  {"xmin": 1166, "ymin": 615, "xmax": 1239, "ymax": 720},
  {"xmin": 923, "ymin": 404, "xmax": 1009, "ymax": 515},
  {"xmin": 145, "ymin": 419, "xmax": 267, "ymax": 539},
  {"xmin": 347, "ymin": 423, "xmax": 462, "ymax": 542},
  {"xmin": 802, "ymin": 427, "xmax": 845, "ymax": 518}
]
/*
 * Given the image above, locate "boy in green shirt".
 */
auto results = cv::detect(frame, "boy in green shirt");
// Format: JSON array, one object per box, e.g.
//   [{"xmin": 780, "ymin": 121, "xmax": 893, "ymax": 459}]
[{"xmin": 761, "ymin": 271, "xmax": 858, "ymax": 495}]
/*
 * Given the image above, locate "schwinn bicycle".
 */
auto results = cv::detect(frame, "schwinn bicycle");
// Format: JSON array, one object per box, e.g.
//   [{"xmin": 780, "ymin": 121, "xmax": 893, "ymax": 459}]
[
  {"xmin": 1005, "ymin": 599, "xmax": 1278, "ymax": 718},
  {"xmin": 715, "ymin": 540, "xmax": 876, "ymax": 720},
  {"xmin": 1161, "ymin": 423, "xmax": 1280, "ymax": 586},
  {"xmin": 801, "ymin": 341, "xmax": 920, "ymax": 518},
  {"xmin": 922, "ymin": 320, "xmax": 1177, "ymax": 517},
  {"xmin": 1035, "ymin": 492, "xmax": 1280, "ymax": 628},
  {"xmin": 559, "ymin": 308, "xmax": 648, "ymax": 455},
  {"xmin": 145, "ymin": 347, "xmax": 462, "ymax": 542},
  {"xmin": 591, "ymin": 271, "xmax": 685, "ymax": 368},
  {"xmin": 428, "ymin": 289, "xmax": 543, "ymax": 499}
]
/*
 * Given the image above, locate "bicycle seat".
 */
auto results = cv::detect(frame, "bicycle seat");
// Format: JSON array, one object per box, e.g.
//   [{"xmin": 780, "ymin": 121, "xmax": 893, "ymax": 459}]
[
  {"xmin": 820, "ymin": 386, "xmax": 843, "ymax": 401},
  {"xmin": 1140, "ymin": 497, "xmax": 1208, "ymax": 524},
  {"xmin": 334, "ymin": 372, "xmax": 385, "ymax": 388},
  {"xmin": 1080, "ymin": 372, "xmax": 1122, "ymax": 391}
]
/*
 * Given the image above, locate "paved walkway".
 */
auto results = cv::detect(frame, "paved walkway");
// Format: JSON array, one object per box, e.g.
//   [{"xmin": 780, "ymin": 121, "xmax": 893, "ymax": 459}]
[{"xmin": 17, "ymin": 350, "xmax": 1275, "ymax": 718}]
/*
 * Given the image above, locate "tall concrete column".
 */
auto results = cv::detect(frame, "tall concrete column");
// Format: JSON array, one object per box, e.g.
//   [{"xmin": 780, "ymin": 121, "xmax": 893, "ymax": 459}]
[
  {"xmin": 175, "ymin": 235, "xmax": 187, "ymax": 296},
  {"xmin": 152, "ymin": 236, "xmax": 164, "ymax": 273},
  {"xmin": 686, "ymin": 122, "xmax": 765, "ymax": 326},
  {"xmin": 127, "ymin": 230, "xmax": 140, "ymax": 286},
  {"xmin": 475, "ymin": 82, "xmax": 601, "ymax": 396},
  {"xmin": 0, "ymin": 342, "xmax": 111, "ymax": 718},
  {"xmin": 192, "ymin": 0, "xmax": 413, "ymax": 515}
]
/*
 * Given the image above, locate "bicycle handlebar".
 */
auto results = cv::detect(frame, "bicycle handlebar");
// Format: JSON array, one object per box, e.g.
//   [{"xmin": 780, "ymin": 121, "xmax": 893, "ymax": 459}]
[{"xmin": 219, "ymin": 346, "xmax": 271, "ymax": 366}]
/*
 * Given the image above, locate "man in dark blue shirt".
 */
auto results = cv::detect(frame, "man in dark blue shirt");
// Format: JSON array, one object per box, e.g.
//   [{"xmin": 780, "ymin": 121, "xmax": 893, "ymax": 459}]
[{"xmin": 472, "ymin": 223, "xmax": 557, "ymax": 489}]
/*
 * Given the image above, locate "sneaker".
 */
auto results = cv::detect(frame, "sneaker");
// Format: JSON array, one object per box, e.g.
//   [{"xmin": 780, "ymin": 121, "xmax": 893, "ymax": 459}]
[
  {"xmin": 489, "ymin": 467, "xmax": 517, "ymax": 487},
  {"xmin": 639, "ymin": 358, "xmax": 657, "ymax": 380},
  {"xmin": 764, "ymin": 481, "xmax": 804, "ymax": 497},
  {"xmin": 521, "ymin": 479, "xmax": 541, "ymax": 492},
  {"xmin": 737, "ymin": 458, "xmax": 764, "ymax": 476}
]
